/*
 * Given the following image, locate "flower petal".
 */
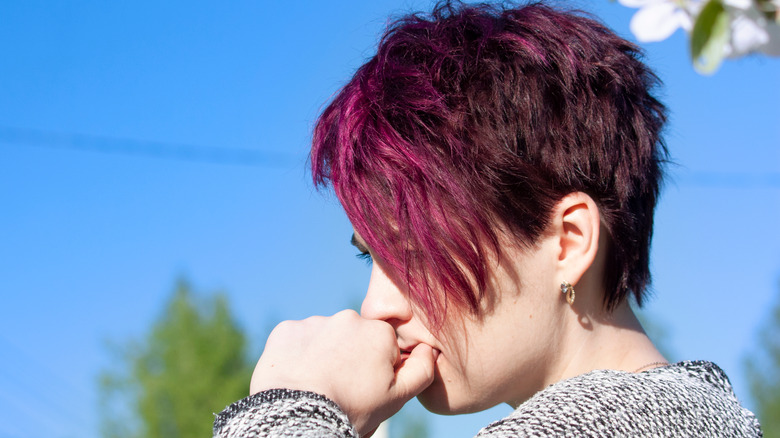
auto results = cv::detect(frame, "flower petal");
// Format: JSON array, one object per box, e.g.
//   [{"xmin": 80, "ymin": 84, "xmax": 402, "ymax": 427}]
[
  {"xmin": 722, "ymin": 0, "xmax": 752, "ymax": 10},
  {"xmin": 759, "ymin": 21, "xmax": 780, "ymax": 55},
  {"xmin": 630, "ymin": 3, "xmax": 690, "ymax": 41},
  {"xmin": 618, "ymin": 0, "xmax": 659, "ymax": 8},
  {"xmin": 726, "ymin": 9, "xmax": 769, "ymax": 57}
]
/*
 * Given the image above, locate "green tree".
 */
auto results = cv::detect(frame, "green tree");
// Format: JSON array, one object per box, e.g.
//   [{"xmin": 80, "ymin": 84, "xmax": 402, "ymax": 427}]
[
  {"xmin": 744, "ymin": 282, "xmax": 780, "ymax": 438},
  {"xmin": 100, "ymin": 279, "xmax": 253, "ymax": 438}
]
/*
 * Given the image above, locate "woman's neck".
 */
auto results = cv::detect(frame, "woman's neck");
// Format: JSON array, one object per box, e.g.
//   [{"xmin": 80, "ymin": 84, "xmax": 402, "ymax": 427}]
[{"xmin": 550, "ymin": 300, "xmax": 667, "ymax": 388}]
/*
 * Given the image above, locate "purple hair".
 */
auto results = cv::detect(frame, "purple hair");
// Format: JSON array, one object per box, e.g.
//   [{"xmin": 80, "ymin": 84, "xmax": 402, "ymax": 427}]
[{"xmin": 312, "ymin": 1, "xmax": 667, "ymax": 326}]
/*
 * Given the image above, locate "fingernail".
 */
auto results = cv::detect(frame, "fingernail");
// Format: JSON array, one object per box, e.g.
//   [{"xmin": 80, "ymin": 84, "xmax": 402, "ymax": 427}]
[{"xmin": 432, "ymin": 348, "xmax": 440, "ymax": 361}]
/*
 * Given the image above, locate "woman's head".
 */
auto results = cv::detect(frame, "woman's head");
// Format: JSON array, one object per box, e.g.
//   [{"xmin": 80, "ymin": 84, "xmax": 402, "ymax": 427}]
[{"xmin": 311, "ymin": 1, "xmax": 668, "ymax": 327}]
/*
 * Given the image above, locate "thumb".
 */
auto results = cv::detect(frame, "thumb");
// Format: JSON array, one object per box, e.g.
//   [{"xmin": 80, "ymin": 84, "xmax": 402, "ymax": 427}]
[{"xmin": 392, "ymin": 343, "xmax": 438, "ymax": 400}]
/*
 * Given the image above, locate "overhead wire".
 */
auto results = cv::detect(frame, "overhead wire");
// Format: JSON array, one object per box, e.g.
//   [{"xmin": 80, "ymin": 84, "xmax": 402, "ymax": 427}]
[
  {"xmin": 1, "ymin": 126, "xmax": 777, "ymax": 187},
  {"xmin": 0, "ymin": 126, "xmax": 301, "ymax": 168}
]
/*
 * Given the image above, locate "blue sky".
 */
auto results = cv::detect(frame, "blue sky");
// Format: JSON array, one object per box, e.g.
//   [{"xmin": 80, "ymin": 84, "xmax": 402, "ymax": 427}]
[{"xmin": 1, "ymin": 1, "xmax": 778, "ymax": 437}]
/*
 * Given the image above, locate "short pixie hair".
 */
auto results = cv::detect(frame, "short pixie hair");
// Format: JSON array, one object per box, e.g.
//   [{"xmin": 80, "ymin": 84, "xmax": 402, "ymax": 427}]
[{"xmin": 312, "ymin": 1, "xmax": 667, "ymax": 325}]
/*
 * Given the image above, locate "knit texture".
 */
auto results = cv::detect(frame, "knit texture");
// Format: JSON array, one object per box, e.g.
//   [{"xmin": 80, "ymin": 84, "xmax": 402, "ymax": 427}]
[
  {"xmin": 213, "ymin": 389, "xmax": 358, "ymax": 437},
  {"xmin": 213, "ymin": 361, "xmax": 761, "ymax": 437},
  {"xmin": 478, "ymin": 361, "xmax": 761, "ymax": 437}
]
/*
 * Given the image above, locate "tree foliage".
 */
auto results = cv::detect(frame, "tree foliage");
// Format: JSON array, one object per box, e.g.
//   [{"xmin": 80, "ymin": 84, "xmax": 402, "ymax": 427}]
[
  {"xmin": 100, "ymin": 279, "xmax": 253, "ymax": 438},
  {"xmin": 744, "ymin": 282, "xmax": 780, "ymax": 437}
]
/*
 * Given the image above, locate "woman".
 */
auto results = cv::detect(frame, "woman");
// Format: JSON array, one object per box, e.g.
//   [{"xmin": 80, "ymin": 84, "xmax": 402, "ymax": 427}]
[{"xmin": 214, "ymin": 2, "xmax": 762, "ymax": 436}]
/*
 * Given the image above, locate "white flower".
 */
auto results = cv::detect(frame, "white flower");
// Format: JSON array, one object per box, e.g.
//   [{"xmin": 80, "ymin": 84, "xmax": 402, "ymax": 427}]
[
  {"xmin": 616, "ymin": 0, "xmax": 780, "ymax": 72},
  {"xmin": 722, "ymin": 0, "xmax": 753, "ymax": 9},
  {"xmin": 723, "ymin": 0, "xmax": 780, "ymax": 57},
  {"xmin": 761, "ymin": 21, "xmax": 780, "ymax": 56},
  {"xmin": 618, "ymin": 0, "xmax": 696, "ymax": 42}
]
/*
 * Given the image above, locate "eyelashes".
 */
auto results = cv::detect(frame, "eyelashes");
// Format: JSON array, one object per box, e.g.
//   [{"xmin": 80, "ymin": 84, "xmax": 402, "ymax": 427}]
[
  {"xmin": 355, "ymin": 249, "xmax": 421, "ymax": 266},
  {"xmin": 350, "ymin": 233, "xmax": 372, "ymax": 265},
  {"xmin": 356, "ymin": 251, "xmax": 373, "ymax": 265}
]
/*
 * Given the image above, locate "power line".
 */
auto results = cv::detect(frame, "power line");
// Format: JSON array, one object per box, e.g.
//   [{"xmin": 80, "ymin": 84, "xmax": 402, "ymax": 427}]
[
  {"xmin": 675, "ymin": 171, "xmax": 780, "ymax": 189},
  {"xmin": 2, "ymin": 126, "xmax": 777, "ymax": 188},
  {"xmin": 0, "ymin": 126, "xmax": 301, "ymax": 168}
]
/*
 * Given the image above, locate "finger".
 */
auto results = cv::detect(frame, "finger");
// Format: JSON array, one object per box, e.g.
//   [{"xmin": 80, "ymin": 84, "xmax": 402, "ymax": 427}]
[{"xmin": 391, "ymin": 343, "xmax": 437, "ymax": 400}]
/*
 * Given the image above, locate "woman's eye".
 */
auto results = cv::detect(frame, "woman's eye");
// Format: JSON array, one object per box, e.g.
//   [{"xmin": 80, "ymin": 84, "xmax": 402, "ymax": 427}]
[{"xmin": 356, "ymin": 251, "xmax": 373, "ymax": 265}]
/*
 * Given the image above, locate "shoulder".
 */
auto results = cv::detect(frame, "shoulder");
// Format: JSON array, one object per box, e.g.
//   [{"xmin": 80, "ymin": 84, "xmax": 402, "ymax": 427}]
[{"xmin": 477, "ymin": 361, "xmax": 762, "ymax": 437}]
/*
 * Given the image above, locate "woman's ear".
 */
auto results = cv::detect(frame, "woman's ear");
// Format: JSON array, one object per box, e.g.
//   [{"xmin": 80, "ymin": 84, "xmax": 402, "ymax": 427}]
[{"xmin": 551, "ymin": 192, "xmax": 601, "ymax": 286}]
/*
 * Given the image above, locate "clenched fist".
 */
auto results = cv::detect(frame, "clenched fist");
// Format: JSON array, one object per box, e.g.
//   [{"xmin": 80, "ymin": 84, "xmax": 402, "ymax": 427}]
[{"xmin": 250, "ymin": 310, "xmax": 438, "ymax": 436}]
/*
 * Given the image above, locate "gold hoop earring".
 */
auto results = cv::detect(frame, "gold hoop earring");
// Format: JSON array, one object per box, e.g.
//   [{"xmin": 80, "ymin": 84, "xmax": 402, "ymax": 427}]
[{"xmin": 561, "ymin": 281, "xmax": 575, "ymax": 305}]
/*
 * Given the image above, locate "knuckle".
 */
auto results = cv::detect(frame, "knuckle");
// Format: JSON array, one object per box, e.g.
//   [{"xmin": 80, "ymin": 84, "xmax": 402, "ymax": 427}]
[
  {"xmin": 271, "ymin": 319, "xmax": 295, "ymax": 334},
  {"xmin": 302, "ymin": 315, "xmax": 324, "ymax": 324},
  {"xmin": 374, "ymin": 319, "xmax": 395, "ymax": 335},
  {"xmin": 334, "ymin": 309, "xmax": 360, "ymax": 320}
]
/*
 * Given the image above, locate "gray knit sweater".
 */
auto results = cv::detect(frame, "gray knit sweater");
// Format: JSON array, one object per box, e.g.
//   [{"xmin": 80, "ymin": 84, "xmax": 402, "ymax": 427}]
[{"xmin": 213, "ymin": 361, "xmax": 762, "ymax": 437}]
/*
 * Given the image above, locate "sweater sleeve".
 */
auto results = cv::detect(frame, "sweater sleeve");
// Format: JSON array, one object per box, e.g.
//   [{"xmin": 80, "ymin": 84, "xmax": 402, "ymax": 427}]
[{"xmin": 213, "ymin": 389, "xmax": 359, "ymax": 438}]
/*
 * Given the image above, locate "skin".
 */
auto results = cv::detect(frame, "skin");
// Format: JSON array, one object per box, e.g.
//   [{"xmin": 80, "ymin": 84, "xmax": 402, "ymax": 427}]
[{"xmin": 249, "ymin": 192, "xmax": 666, "ymax": 436}]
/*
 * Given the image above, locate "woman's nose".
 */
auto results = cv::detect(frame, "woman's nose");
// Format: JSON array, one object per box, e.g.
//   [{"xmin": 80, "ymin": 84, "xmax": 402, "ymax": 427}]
[{"xmin": 360, "ymin": 263, "xmax": 413, "ymax": 324}]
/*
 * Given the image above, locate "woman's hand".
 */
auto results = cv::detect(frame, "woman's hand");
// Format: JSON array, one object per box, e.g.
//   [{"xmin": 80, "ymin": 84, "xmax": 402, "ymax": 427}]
[{"xmin": 249, "ymin": 309, "xmax": 438, "ymax": 436}]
